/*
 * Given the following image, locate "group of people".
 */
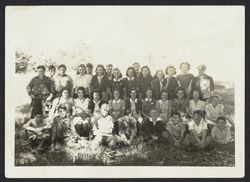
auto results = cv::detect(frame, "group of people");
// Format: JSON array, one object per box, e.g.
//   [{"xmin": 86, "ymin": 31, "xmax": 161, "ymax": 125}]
[{"xmin": 23, "ymin": 62, "xmax": 234, "ymax": 153}]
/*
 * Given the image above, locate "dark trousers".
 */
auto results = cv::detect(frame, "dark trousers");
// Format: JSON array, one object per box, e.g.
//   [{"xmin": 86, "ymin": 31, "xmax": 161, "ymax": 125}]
[
  {"xmin": 75, "ymin": 123, "xmax": 91, "ymax": 137},
  {"xmin": 30, "ymin": 98, "xmax": 43, "ymax": 118}
]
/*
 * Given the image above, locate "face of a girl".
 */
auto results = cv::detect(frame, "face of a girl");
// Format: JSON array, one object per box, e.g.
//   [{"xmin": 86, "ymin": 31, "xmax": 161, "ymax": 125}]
[
  {"xmin": 142, "ymin": 68, "xmax": 149, "ymax": 78},
  {"xmin": 127, "ymin": 69, "xmax": 135, "ymax": 78},
  {"xmin": 50, "ymin": 69, "xmax": 56, "ymax": 77},
  {"xmin": 167, "ymin": 68, "xmax": 175, "ymax": 76},
  {"xmin": 61, "ymin": 90, "xmax": 69, "ymax": 99},
  {"xmin": 130, "ymin": 90, "xmax": 137, "ymax": 99},
  {"xmin": 106, "ymin": 66, "xmax": 113, "ymax": 75},
  {"xmin": 212, "ymin": 97, "xmax": 219, "ymax": 106},
  {"xmin": 177, "ymin": 90, "xmax": 184, "ymax": 99},
  {"xmin": 96, "ymin": 67, "xmax": 104, "ymax": 76},
  {"xmin": 59, "ymin": 67, "xmax": 66, "ymax": 75},
  {"xmin": 146, "ymin": 90, "xmax": 153, "ymax": 98},
  {"xmin": 58, "ymin": 108, "xmax": 67, "ymax": 118},
  {"xmin": 113, "ymin": 70, "xmax": 120, "ymax": 79},
  {"xmin": 78, "ymin": 66, "xmax": 86, "ymax": 75},
  {"xmin": 180, "ymin": 64, "xmax": 189, "ymax": 74},
  {"xmin": 161, "ymin": 92, "xmax": 168, "ymax": 100},
  {"xmin": 193, "ymin": 91, "xmax": 200, "ymax": 100},
  {"xmin": 86, "ymin": 67, "xmax": 92, "ymax": 74},
  {"xmin": 157, "ymin": 71, "xmax": 164, "ymax": 79},
  {"xmin": 113, "ymin": 91, "xmax": 120, "ymax": 99},
  {"xmin": 93, "ymin": 92, "xmax": 100, "ymax": 101},
  {"xmin": 77, "ymin": 90, "xmax": 84, "ymax": 99}
]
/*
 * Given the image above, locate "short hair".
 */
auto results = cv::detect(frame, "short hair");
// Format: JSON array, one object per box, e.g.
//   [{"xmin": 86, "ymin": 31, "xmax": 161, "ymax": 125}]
[
  {"xmin": 101, "ymin": 103, "xmax": 109, "ymax": 110},
  {"xmin": 210, "ymin": 95, "xmax": 221, "ymax": 100},
  {"xmin": 37, "ymin": 65, "xmax": 46, "ymax": 71},
  {"xmin": 133, "ymin": 62, "xmax": 140, "ymax": 66},
  {"xmin": 180, "ymin": 62, "xmax": 191, "ymax": 70},
  {"xmin": 126, "ymin": 67, "xmax": 136, "ymax": 77},
  {"xmin": 77, "ymin": 86, "xmax": 86, "ymax": 93},
  {"xmin": 161, "ymin": 90, "xmax": 168, "ymax": 96},
  {"xmin": 48, "ymin": 65, "xmax": 56, "ymax": 70},
  {"xmin": 165, "ymin": 65, "xmax": 176, "ymax": 75},
  {"xmin": 113, "ymin": 88, "xmax": 121, "ymax": 95},
  {"xmin": 61, "ymin": 87, "xmax": 70, "ymax": 95},
  {"xmin": 191, "ymin": 89, "xmax": 202, "ymax": 99},
  {"xmin": 139, "ymin": 66, "xmax": 152, "ymax": 78},
  {"xmin": 78, "ymin": 64, "xmax": 86, "ymax": 69},
  {"xmin": 95, "ymin": 64, "xmax": 106, "ymax": 75},
  {"xmin": 33, "ymin": 109, "xmax": 43, "ymax": 116},
  {"xmin": 197, "ymin": 64, "xmax": 206, "ymax": 71},
  {"xmin": 130, "ymin": 88, "xmax": 137, "ymax": 94},
  {"xmin": 193, "ymin": 110, "xmax": 204, "ymax": 117},
  {"xmin": 171, "ymin": 112, "xmax": 181, "ymax": 117},
  {"xmin": 216, "ymin": 116, "xmax": 227, "ymax": 123},
  {"xmin": 58, "ymin": 64, "xmax": 67, "ymax": 70},
  {"xmin": 146, "ymin": 88, "xmax": 153, "ymax": 93},
  {"xmin": 175, "ymin": 87, "xmax": 187, "ymax": 98},
  {"xmin": 58, "ymin": 104, "xmax": 67, "ymax": 111},
  {"xmin": 155, "ymin": 69, "xmax": 165, "ymax": 79},
  {"xmin": 106, "ymin": 64, "xmax": 113, "ymax": 68},
  {"xmin": 86, "ymin": 63, "xmax": 93, "ymax": 68}
]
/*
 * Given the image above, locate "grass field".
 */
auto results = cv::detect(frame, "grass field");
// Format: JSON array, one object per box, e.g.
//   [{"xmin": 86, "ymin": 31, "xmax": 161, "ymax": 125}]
[{"xmin": 15, "ymin": 86, "xmax": 235, "ymax": 166}]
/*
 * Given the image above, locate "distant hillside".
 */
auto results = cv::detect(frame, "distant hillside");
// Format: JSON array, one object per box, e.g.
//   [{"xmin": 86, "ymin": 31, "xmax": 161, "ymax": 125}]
[{"xmin": 214, "ymin": 81, "xmax": 234, "ymax": 90}]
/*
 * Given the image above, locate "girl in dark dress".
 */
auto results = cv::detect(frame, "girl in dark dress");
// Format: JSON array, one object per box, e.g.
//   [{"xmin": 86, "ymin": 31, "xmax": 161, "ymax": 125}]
[
  {"xmin": 110, "ymin": 68, "xmax": 124, "ymax": 99},
  {"xmin": 176, "ymin": 62, "xmax": 194, "ymax": 98},
  {"xmin": 137, "ymin": 66, "xmax": 154, "ymax": 99},
  {"xmin": 123, "ymin": 67, "xmax": 138, "ymax": 99},
  {"xmin": 164, "ymin": 65, "xmax": 178, "ymax": 100}
]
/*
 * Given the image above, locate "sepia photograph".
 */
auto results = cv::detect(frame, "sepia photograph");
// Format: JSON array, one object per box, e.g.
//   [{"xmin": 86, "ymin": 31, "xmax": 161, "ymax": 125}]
[{"xmin": 5, "ymin": 6, "xmax": 244, "ymax": 178}]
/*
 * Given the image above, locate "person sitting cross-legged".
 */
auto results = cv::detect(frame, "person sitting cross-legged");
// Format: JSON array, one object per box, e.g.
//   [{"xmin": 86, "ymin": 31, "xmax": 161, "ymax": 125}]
[
  {"xmin": 91, "ymin": 104, "xmax": 118, "ymax": 149},
  {"xmin": 211, "ymin": 116, "xmax": 232, "ymax": 144},
  {"xmin": 183, "ymin": 110, "xmax": 212, "ymax": 149},
  {"xmin": 162, "ymin": 112, "xmax": 186, "ymax": 148},
  {"xmin": 143, "ymin": 108, "xmax": 166, "ymax": 144},
  {"xmin": 23, "ymin": 110, "xmax": 50, "ymax": 152}
]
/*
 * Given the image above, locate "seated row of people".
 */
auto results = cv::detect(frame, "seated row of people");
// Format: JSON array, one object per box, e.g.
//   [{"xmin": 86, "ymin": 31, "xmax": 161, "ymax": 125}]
[{"xmin": 23, "ymin": 103, "xmax": 233, "ymax": 153}]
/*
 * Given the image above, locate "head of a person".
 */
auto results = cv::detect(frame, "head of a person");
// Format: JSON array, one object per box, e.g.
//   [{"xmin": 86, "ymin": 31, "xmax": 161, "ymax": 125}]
[
  {"xmin": 193, "ymin": 110, "xmax": 203, "ymax": 123},
  {"xmin": 216, "ymin": 116, "xmax": 227, "ymax": 130},
  {"xmin": 211, "ymin": 95, "xmax": 220, "ymax": 107},
  {"xmin": 95, "ymin": 64, "xmax": 106, "ymax": 76},
  {"xmin": 161, "ymin": 90, "xmax": 168, "ymax": 101},
  {"xmin": 77, "ymin": 87, "xmax": 86, "ymax": 99},
  {"xmin": 113, "ymin": 68, "xmax": 122, "ymax": 79},
  {"xmin": 146, "ymin": 88, "xmax": 153, "ymax": 99},
  {"xmin": 113, "ymin": 89, "xmax": 120, "ymax": 99},
  {"xmin": 92, "ymin": 90, "xmax": 101, "ymax": 101},
  {"xmin": 176, "ymin": 87, "xmax": 186, "ymax": 99},
  {"xmin": 48, "ymin": 65, "xmax": 56, "ymax": 77},
  {"xmin": 130, "ymin": 88, "xmax": 137, "ymax": 99},
  {"xmin": 100, "ymin": 103, "xmax": 110, "ymax": 117},
  {"xmin": 165, "ymin": 65, "xmax": 176, "ymax": 76},
  {"xmin": 150, "ymin": 108, "xmax": 158, "ymax": 119},
  {"xmin": 155, "ymin": 69, "xmax": 165, "ymax": 80},
  {"xmin": 86, "ymin": 63, "xmax": 93, "ymax": 74},
  {"xmin": 34, "ymin": 111, "xmax": 43, "ymax": 123},
  {"xmin": 106, "ymin": 64, "xmax": 113, "ymax": 75},
  {"xmin": 61, "ymin": 88, "xmax": 70, "ymax": 99},
  {"xmin": 133, "ymin": 62, "xmax": 140, "ymax": 73},
  {"xmin": 126, "ymin": 67, "xmax": 136, "ymax": 78},
  {"xmin": 172, "ymin": 112, "xmax": 181, "ymax": 124},
  {"xmin": 197, "ymin": 64, "xmax": 206, "ymax": 76},
  {"xmin": 140, "ymin": 66, "xmax": 151, "ymax": 78},
  {"xmin": 192, "ymin": 89, "xmax": 201, "ymax": 100},
  {"xmin": 78, "ymin": 64, "xmax": 86, "ymax": 75},
  {"xmin": 180, "ymin": 62, "xmax": 190, "ymax": 74},
  {"xmin": 37, "ymin": 65, "xmax": 46, "ymax": 77},
  {"xmin": 58, "ymin": 104, "xmax": 67, "ymax": 118},
  {"xmin": 58, "ymin": 64, "xmax": 67, "ymax": 75}
]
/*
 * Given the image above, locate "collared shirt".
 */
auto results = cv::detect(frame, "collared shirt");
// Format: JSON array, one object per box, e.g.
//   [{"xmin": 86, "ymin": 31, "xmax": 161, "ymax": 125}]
[
  {"xmin": 205, "ymin": 104, "xmax": 225, "ymax": 122},
  {"xmin": 52, "ymin": 74, "xmax": 73, "ymax": 94},
  {"xmin": 189, "ymin": 99, "xmax": 205, "ymax": 115},
  {"xmin": 93, "ymin": 100, "xmax": 101, "ymax": 114},
  {"xmin": 92, "ymin": 115, "xmax": 114, "ymax": 136},
  {"xmin": 188, "ymin": 119, "xmax": 208, "ymax": 136},
  {"xmin": 74, "ymin": 74, "xmax": 92, "ymax": 90},
  {"xmin": 27, "ymin": 75, "xmax": 55, "ymax": 97},
  {"xmin": 97, "ymin": 75, "xmax": 104, "ymax": 84},
  {"xmin": 108, "ymin": 99, "xmax": 126, "ymax": 116},
  {"xmin": 166, "ymin": 120, "xmax": 185, "ymax": 139},
  {"xmin": 156, "ymin": 99, "xmax": 171, "ymax": 114},
  {"xmin": 171, "ymin": 98, "xmax": 189, "ymax": 114},
  {"xmin": 211, "ymin": 126, "xmax": 232, "ymax": 144},
  {"xmin": 130, "ymin": 98, "xmax": 137, "ymax": 114},
  {"xmin": 73, "ymin": 98, "xmax": 90, "ymax": 114}
]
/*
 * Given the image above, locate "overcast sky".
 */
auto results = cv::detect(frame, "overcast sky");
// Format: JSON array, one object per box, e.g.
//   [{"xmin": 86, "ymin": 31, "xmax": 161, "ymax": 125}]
[{"xmin": 6, "ymin": 6, "xmax": 244, "ymax": 82}]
